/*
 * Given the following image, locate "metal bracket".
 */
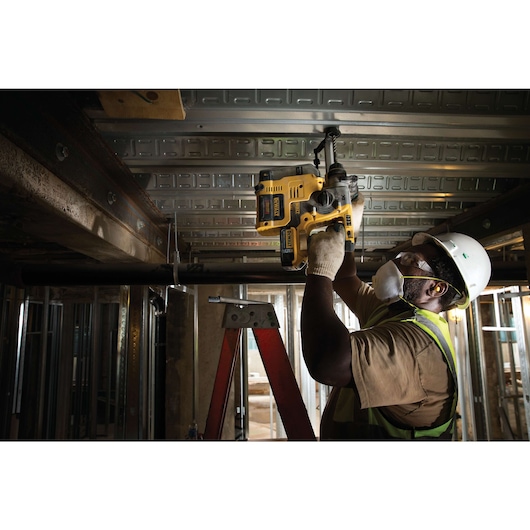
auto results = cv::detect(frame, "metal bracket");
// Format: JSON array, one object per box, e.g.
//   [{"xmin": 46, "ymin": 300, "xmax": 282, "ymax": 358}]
[{"xmin": 208, "ymin": 296, "xmax": 280, "ymax": 329}]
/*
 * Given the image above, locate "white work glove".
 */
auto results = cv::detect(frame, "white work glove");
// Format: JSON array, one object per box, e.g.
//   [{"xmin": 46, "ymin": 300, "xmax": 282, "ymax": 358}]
[
  {"xmin": 306, "ymin": 223, "xmax": 346, "ymax": 280},
  {"xmin": 352, "ymin": 192, "xmax": 365, "ymax": 236}
]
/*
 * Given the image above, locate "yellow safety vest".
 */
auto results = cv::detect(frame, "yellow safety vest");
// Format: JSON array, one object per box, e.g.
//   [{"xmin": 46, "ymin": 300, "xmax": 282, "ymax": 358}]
[{"xmin": 363, "ymin": 304, "xmax": 458, "ymax": 440}]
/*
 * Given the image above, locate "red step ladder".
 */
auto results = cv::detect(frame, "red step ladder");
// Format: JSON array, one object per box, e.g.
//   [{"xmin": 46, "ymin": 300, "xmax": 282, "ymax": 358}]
[{"xmin": 203, "ymin": 297, "xmax": 316, "ymax": 441}]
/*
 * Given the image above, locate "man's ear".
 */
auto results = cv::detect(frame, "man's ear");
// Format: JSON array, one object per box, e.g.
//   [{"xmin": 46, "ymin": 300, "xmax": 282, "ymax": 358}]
[{"xmin": 430, "ymin": 281, "xmax": 448, "ymax": 297}]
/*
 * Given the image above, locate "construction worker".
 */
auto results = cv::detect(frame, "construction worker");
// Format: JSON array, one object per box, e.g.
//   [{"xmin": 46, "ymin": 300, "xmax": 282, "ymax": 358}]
[{"xmin": 301, "ymin": 204, "xmax": 491, "ymax": 440}]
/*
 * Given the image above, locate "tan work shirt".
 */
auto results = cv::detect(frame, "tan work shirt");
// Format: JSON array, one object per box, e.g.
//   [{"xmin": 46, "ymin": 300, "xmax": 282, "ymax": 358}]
[{"xmin": 321, "ymin": 282, "xmax": 454, "ymax": 439}]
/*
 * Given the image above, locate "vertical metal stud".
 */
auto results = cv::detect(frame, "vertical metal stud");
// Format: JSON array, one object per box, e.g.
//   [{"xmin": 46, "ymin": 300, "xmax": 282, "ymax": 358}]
[
  {"xmin": 121, "ymin": 285, "xmax": 149, "ymax": 440},
  {"xmin": 510, "ymin": 289, "xmax": 530, "ymax": 440},
  {"xmin": 115, "ymin": 285, "xmax": 129, "ymax": 439},
  {"xmin": 89, "ymin": 287, "xmax": 100, "ymax": 440},
  {"xmin": 36, "ymin": 286, "xmax": 50, "ymax": 438},
  {"xmin": 468, "ymin": 299, "xmax": 493, "ymax": 440}
]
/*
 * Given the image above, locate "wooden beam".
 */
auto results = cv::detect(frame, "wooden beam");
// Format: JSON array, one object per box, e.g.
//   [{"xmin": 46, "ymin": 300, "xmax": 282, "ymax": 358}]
[{"xmin": 98, "ymin": 90, "xmax": 186, "ymax": 120}]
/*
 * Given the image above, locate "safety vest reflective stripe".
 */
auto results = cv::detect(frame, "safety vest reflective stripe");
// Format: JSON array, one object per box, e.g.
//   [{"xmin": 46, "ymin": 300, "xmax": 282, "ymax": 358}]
[{"xmin": 367, "ymin": 406, "xmax": 455, "ymax": 440}]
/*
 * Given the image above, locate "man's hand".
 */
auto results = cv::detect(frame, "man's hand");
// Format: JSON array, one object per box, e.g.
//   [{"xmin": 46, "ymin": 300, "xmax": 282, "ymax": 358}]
[{"xmin": 306, "ymin": 223, "xmax": 345, "ymax": 280}]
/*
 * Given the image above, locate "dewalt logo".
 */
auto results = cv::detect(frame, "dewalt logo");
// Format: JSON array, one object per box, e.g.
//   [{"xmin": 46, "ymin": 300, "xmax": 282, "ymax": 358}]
[
  {"xmin": 273, "ymin": 197, "xmax": 281, "ymax": 218},
  {"xmin": 285, "ymin": 228, "xmax": 293, "ymax": 249}
]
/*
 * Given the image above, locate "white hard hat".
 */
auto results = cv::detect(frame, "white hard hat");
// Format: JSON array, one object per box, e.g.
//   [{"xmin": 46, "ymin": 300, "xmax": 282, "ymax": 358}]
[{"xmin": 412, "ymin": 232, "xmax": 491, "ymax": 309}]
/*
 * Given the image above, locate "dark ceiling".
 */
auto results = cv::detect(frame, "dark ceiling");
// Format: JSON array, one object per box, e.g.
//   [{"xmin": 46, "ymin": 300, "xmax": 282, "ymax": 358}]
[{"xmin": 1, "ymin": 89, "xmax": 529, "ymax": 286}]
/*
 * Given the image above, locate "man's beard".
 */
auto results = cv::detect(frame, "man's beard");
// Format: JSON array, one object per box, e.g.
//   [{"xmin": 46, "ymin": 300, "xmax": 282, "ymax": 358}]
[{"xmin": 402, "ymin": 278, "xmax": 427, "ymax": 305}]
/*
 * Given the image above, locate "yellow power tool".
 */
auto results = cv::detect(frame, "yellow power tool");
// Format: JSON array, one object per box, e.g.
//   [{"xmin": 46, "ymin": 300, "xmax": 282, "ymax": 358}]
[{"xmin": 255, "ymin": 127, "xmax": 358, "ymax": 270}]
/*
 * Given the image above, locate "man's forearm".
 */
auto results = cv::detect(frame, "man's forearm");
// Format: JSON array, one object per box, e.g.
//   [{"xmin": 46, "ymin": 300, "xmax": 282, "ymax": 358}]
[
  {"xmin": 301, "ymin": 275, "xmax": 353, "ymax": 387},
  {"xmin": 333, "ymin": 252, "xmax": 362, "ymax": 312}
]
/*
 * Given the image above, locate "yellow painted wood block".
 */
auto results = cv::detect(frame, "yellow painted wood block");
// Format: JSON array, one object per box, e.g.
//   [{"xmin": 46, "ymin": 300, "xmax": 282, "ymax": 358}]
[{"xmin": 98, "ymin": 89, "xmax": 186, "ymax": 120}]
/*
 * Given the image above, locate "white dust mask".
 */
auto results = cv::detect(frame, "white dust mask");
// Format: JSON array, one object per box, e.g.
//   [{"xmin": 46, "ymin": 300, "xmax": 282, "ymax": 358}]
[{"xmin": 372, "ymin": 260, "xmax": 404, "ymax": 304}]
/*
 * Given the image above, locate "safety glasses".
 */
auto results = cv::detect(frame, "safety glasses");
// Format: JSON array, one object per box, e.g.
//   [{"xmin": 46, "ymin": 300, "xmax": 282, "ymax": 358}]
[{"xmin": 395, "ymin": 251, "xmax": 434, "ymax": 274}]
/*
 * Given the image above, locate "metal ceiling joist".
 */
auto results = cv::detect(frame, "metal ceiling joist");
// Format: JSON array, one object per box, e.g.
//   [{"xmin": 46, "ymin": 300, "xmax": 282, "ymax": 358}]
[
  {"xmin": 0, "ymin": 134, "xmax": 166, "ymax": 263},
  {"xmin": 93, "ymin": 112, "xmax": 530, "ymax": 139},
  {"xmin": 392, "ymin": 180, "xmax": 530, "ymax": 254},
  {"xmin": 0, "ymin": 91, "xmax": 169, "ymax": 263}
]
